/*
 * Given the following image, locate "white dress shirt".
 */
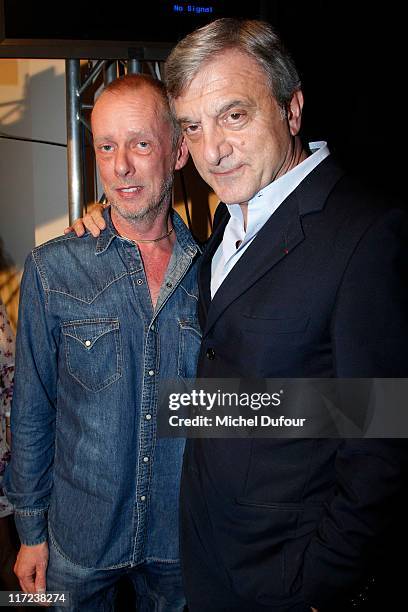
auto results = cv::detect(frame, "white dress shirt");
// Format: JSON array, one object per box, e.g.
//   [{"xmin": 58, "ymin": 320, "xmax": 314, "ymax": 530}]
[{"xmin": 210, "ymin": 142, "xmax": 330, "ymax": 298}]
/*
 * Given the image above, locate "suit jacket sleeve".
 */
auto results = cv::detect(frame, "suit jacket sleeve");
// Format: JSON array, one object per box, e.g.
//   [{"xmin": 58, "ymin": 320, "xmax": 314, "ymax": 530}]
[{"xmin": 302, "ymin": 207, "xmax": 408, "ymax": 607}]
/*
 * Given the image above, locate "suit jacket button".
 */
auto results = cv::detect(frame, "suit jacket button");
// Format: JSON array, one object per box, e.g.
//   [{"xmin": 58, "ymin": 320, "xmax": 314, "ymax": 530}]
[{"xmin": 206, "ymin": 348, "xmax": 215, "ymax": 360}]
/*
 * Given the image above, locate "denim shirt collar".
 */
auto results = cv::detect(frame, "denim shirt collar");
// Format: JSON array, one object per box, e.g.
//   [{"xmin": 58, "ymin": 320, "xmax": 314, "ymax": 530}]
[{"xmin": 95, "ymin": 206, "xmax": 201, "ymax": 258}]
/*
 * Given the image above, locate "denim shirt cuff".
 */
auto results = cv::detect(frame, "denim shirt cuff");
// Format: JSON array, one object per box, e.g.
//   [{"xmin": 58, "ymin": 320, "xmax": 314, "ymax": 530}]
[{"xmin": 14, "ymin": 510, "xmax": 48, "ymax": 546}]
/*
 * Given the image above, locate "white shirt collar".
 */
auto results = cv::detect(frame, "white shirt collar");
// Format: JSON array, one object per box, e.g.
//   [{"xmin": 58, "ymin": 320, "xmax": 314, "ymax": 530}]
[
  {"xmin": 211, "ymin": 142, "xmax": 331, "ymax": 298},
  {"xmin": 221, "ymin": 142, "xmax": 330, "ymax": 264}
]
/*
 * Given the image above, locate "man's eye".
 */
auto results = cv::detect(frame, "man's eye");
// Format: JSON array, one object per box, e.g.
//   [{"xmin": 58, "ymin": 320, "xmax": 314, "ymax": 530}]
[
  {"xmin": 184, "ymin": 125, "xmax": 200, "ymax": 136},
  {"xmin": 222, "ymin": 111, "xmax": 248, "ymax": 128},
  {"xmin": 226, "ymin": 112, "xmax": 246, "ymax": 124},
  {"xmin": 134, "ymin": 140, "xmax": 152, "ymax": 153},
  {"xmin": 100, "ymin": 145, "xmax": 113, "ymax": 152}
]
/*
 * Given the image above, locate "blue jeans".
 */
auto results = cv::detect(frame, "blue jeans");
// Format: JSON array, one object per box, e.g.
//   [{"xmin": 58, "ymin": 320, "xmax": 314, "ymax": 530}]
[{"xmin": 46, "ymin": 536, "xmax": 186, "ymax": 612}]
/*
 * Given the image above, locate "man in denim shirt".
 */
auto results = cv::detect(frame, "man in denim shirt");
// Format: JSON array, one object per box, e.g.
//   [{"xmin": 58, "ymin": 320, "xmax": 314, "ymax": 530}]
[{"xmin": 5, "ymin": 74, "xmax": 201, "ymax": 611}]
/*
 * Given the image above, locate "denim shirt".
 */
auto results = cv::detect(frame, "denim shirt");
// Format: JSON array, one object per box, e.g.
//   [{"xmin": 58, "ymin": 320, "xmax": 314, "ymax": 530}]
[{"xmin": 5, "ymin": 209, "xmax": 201, "ymax": 569}]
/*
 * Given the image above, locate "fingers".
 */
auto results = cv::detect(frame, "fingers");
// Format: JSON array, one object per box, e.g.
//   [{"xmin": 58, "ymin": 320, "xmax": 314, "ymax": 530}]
[
  {"xmin": 83, "ymin": 213, "xmax": 106, "ymax": 237},
  {"xmin": 65, "ymin": 218, "xmax": 86, "ymax": 237},
  {"xmin": 85, "ymin": 204, "xmax": 107, "ymax": 235},
  {"xmin": 63, "ymin": 203, "xmax": 106, "ymax": 238},
  {"xmin": 15, "ymin": 559, "xmax": 36, "ymax": 594},
  {"xmin": 15, "ymin": 542, "xmax": 49, "ymax": 595},
  {"xmin": 34, "ymin": 559, "xmax": 50, "ymax": 607},
  {"xmin": 34, "ymin": 557, "xmax": 47, "ymax": 593},
  {"xmin": 17, "ymin": 566, "xmax": 36, "ymax": 594}
]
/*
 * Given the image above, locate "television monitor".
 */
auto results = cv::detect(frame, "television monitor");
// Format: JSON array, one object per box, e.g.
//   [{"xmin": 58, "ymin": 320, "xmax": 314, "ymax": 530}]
[{"xmin": 0, "ymin": 0, "xmax": 266, "ymax": 59}]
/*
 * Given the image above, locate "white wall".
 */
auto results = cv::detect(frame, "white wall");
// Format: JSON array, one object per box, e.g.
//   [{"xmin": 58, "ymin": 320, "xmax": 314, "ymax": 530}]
[{"xmin": 0, "ymin": 59, "xmax": 69, "ymax": 271}]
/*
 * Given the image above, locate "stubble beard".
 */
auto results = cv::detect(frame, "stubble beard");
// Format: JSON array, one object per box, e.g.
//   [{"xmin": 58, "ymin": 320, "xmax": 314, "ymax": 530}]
[{"xmin": 108, "ymin": 172, "xmax": 174, "ymax": 224}]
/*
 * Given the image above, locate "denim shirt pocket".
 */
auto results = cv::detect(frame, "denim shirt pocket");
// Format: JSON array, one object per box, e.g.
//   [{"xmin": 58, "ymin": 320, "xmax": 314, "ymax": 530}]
[
  {"xmin": 177, "ymin": 318, "xmax": 202, "ymax": 379},
  {"xmin": 61, "ymin": 318, "xmax": 122, "ymax": 392}
]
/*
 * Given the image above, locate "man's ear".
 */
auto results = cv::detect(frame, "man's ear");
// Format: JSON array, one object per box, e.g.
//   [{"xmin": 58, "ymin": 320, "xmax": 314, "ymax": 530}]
[
  {"xmin": 174, "ymin": 136, "xmax": 189, "ymax": 170},
  {"xmin": 287, "ymin": 90, "xmax": 304, "ymax": 136}
]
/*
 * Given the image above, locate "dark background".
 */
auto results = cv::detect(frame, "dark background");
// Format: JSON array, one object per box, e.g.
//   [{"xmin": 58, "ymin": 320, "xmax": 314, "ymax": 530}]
[
  {"xmin": 267, "ymin": 1, "xmax": 406, "ymax": 203},
  {"xmin": 2, "ymin": 1, "xmax": 406, "ymax": 203}
]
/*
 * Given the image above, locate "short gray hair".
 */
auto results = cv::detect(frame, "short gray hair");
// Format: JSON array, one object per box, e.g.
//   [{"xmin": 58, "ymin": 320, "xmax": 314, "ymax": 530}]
[{"xmin": 164, "ymin": 18, "xmax": 301, "ymax": 109}]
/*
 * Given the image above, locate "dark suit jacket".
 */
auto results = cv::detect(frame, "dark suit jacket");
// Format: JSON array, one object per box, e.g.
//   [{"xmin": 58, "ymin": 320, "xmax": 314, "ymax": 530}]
[{"xmin": 180, "ymin": 156, "xmax": 408, "ymax": 611}]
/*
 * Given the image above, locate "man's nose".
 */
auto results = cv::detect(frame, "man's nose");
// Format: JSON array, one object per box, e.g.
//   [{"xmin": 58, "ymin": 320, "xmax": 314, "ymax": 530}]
[
  {"xmin": 202, "ymin": 126, "xmax": 233, "ymax": 166},
  {"xmin": 114, "ymin": 148, "xmax": 134, "ymax": 177}
]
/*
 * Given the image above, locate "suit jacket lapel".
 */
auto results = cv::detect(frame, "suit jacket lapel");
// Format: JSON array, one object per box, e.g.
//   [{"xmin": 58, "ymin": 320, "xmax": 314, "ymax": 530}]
[
  {"xmin": 203, "ymin": 193, "xmax": 304, "ymax": 337},
  {"xmin": 199, "ymin": 155, "xmax": 346, "ymax": 338},
  {"xmin": 198, "ymin": 204, "xmax": 229, "ymax": 327}
]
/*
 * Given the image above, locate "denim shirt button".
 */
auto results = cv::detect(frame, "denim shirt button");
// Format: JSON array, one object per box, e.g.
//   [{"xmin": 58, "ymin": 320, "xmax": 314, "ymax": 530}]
[
  {"xmin": 148, "ymin": 370, "xmax": 155, "ymax": 376},
  {"xmin": 85, "ymin": 340, "xmax": 91, "ymax": 347},
  {"xmin": 137, "ymin": 279, "xmax": 143, "ymax": 285},
  {"xmin": 143, "ymin": 456, "xmax": 149, "ymax": 463},
  {"xmin": 140, "ymin": 495, "xmax": 146, "ymax": 501},
  {"xmin": 145, "ymin": 414, "xmax": 152, "ymax": 420}
]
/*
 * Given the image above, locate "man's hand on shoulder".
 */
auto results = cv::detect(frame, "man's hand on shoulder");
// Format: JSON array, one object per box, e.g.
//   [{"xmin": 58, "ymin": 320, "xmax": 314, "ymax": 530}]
[
  {"xmin": 64, "ymin": 202, "xmax": 106, "ymax": 237},
  {"xmin": 15, "ymin": 541, "xmax": 49, "ymax": 597}
]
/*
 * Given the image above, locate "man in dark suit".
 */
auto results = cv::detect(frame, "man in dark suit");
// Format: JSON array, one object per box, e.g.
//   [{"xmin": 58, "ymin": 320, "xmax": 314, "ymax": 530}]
[
  {"xmin": 163, "ymin": 18, "xmax": 408, "ymax": 612},
  {"xmin": 71, "ymin": 18, "xmax": 407, "ymax": 612}
]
